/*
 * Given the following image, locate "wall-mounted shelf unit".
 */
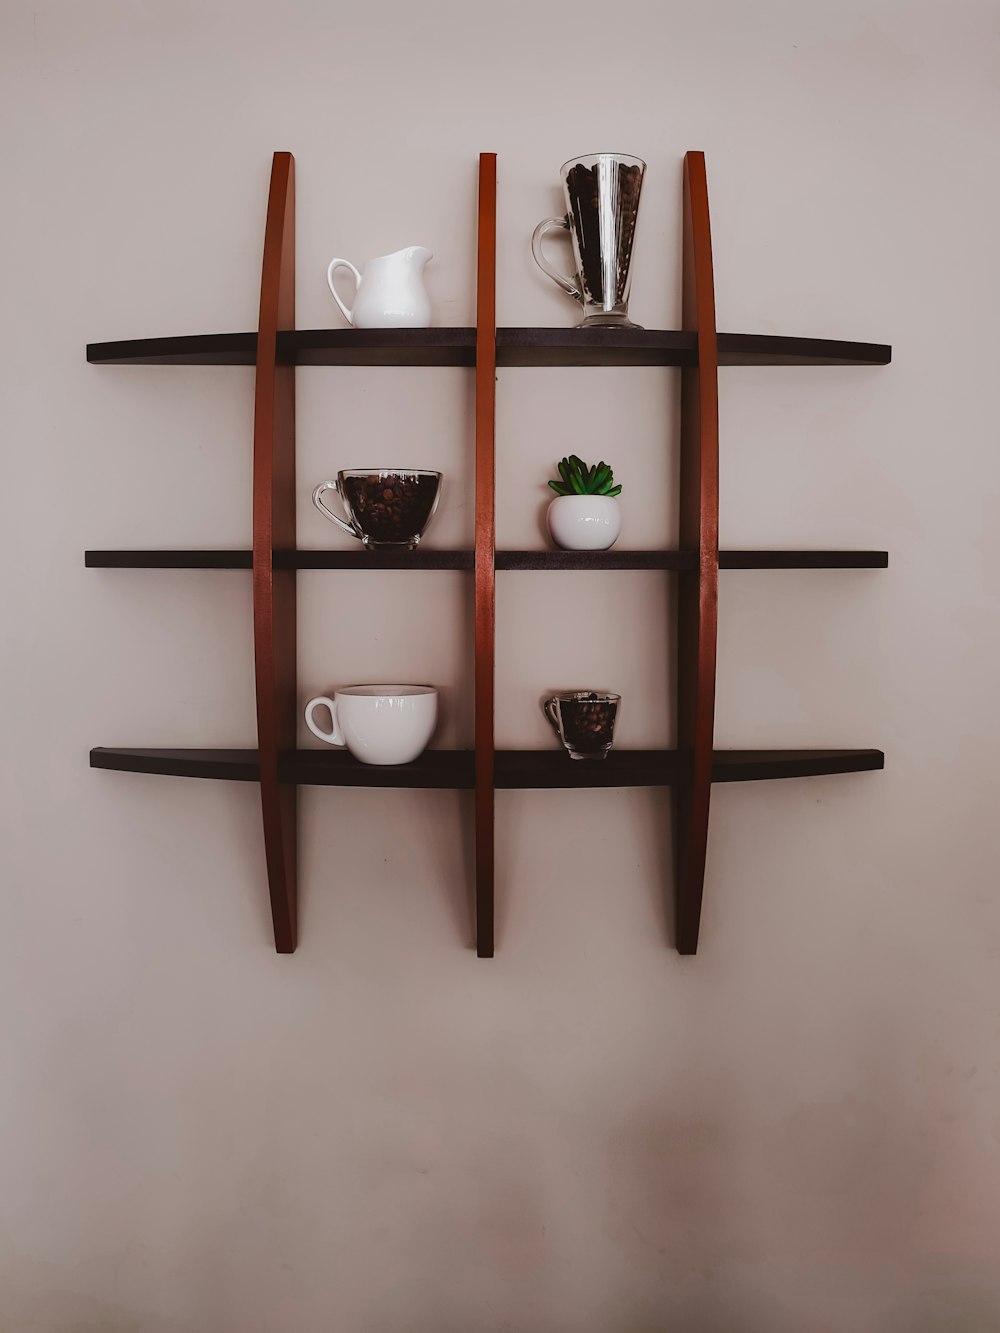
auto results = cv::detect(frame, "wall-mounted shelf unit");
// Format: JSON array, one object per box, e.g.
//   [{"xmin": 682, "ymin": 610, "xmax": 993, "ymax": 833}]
[{"xmin": 88, "ymin": 150, "xmax": 888, "ymax": 957}]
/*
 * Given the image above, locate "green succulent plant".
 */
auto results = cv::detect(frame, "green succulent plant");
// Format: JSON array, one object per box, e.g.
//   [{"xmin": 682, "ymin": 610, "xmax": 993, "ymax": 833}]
[{"xmin": 547, "ymin": 455, "xmax": 622, "ymax": 498}]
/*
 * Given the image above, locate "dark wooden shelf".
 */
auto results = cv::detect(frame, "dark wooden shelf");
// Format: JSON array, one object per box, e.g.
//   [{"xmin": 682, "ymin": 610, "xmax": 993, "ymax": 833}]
[
  {"xmin": 86, "ymin": 550, "xmax": 254, "ymax": 568},
  {"xmin": 86, "ymin": 548, "xmax": 888, "ymax": 571},
  {"xmin": 719, "ymin": 550, "xmax": 888, "ymax": 569},
  {"xmin": 716, "ymin": 333, "xmax": 890, "ymax": 367},
  {"xmin": 498, "ymin": 748, "xmax": 885, "ymax": 786},
  {"xmin": 284, "ymin": 549, "xmax": 473, "ymax": 570},
  {"xmin": 84, "ymin": 549, "xmax": 473, "ymax": 570},
  {"xmin": 87, "ymin": 327, "xmax": 890, "ymax": 368},
  {"xmin": 500, "ymin": 329, "xmax": 890, "ymax": 367},
  {"xmin": 87, "ymin": 333, "xmax": 259, "ymax": 365},
  {"xmin": 91, "ymin": 746, "xmax": 883, "ymax": 787},
  {"xmin": 291, "ymin": 329, "xmax": 476, "ymax": 366},
  {"xmin": 498, "ymin": 550, "xmax": 694, "ymax": 570},
  {"xmin": 710, "ymin": 748, "xmax": 884, "ymax": 781},
  {"xmin": 89, "ymin": 747, "xmax": 474, "ymax": 787}
]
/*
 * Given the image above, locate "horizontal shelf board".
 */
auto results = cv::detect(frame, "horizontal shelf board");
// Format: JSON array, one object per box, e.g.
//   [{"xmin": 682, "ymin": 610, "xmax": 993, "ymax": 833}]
[
  {"xmin": 496, "ymin": 750, "xmax": 685, "ymax": 788},
  {"xmin": 711, "ymin": 748, "xmax": 885, "ymax": 781},
  {"xmin": 87, "ymin": 333, "xmax": 258, "ymax": 365},
  {"xmin": 288, "ymin": 328, "xmax": 476, "ymax": 367},
  {"xmin": 91, "ymin": 748, "xmax": 262, "ymax": 781},
  {"xmin": 87, "ymin": 328, "xmax": 891, "ymax": 368},
  {"xmin": 283, "ymin": 548, "xmax": 473, "ymax": 570},
  {"xmin": 86, "ymin": 329, "xmax": 476, "ymax": 367},
  {"xmin": 497, "ymin": 749, "xmax": 884, "ymax": 786},
  {"xmin": 84, "ymin": 549, "xmax": 472, "ymax": 570},
  {"xmin": 497, "ymin": 327, "xmax": 696, "ymax": 367},
  {"xmin": 86, "ymin": 550, "xmax": 254, "ymax": 568},
  {"xmin": 288, "ymin": 750, "xmax": 473, "ymax": 787},
  {"xmin": 719, "ymin": 550, "xmax": 888, "ymax": 569},
  {"xmin": 501, "ymin": 329, "xmax": 890, "ymax": 367},
  {"xmin": 91, "ymin": 746, "xmax": 883, "ymax": 787},
  {"xmin": 86, "ymin": 548, "xmax": 887, "ymax": 571},
  {"xmin": 90, "ymin": 747, "xmax": 473, "ymax": 787},
  {"xmin": 716, "ymin": 333, "xmax": 890, "ymax": 366},
  {"xmin": 497, "ymin": 550, "xmax": 695, "ymax": 570}
]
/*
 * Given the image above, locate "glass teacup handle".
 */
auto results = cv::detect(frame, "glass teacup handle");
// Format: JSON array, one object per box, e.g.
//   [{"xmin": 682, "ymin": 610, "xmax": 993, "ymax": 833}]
[
  {"xmin": 312, "ymin": 480, "xmax": 360, "ymax": 539},
  {"xmin": 531, "ymin": 217, "xmax": 582, "ymax": 303},
  {"xmin": 542, "ymin": 697, "xmax": 561, "ymax": 733},
  {"xmin": 326, "ymin": 258, "xmax": 362, "ymax": 326},
  {"xmin": 304, "ymin": 696, "xmax": 346, "ymax": 747}
]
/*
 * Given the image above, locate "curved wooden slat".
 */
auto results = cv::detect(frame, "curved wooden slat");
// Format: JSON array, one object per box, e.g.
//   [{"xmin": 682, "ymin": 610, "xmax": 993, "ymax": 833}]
[
  {"xmin": 253, "ymin": 152, "xmax": 297, "ymax": 953},
  {"xmin": 475, "ymin": 153, "xmax": 497, "ymax": 958},
  {"xmin": 675, "ymin": 151, "xmax": 720, "ymax": 955}
]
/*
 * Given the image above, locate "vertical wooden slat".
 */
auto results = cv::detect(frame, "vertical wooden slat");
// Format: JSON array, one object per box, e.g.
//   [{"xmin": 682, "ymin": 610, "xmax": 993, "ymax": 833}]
[
  {"xmin": 674, "ymin": 151, "xmax": 719, "ymax": 955},
  {"xmin": 253, "ymin": 152, "xmax": 297, "ymax": 953},
  {"xmin": 474, "ymin": 153, "xmax": 498, "ymax": 958}
]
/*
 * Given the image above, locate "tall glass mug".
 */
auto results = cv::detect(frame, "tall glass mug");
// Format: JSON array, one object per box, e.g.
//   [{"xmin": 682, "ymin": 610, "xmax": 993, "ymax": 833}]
[{"xmin": 532, "ymin": 154, "xmax": 646, "ymax": 328}]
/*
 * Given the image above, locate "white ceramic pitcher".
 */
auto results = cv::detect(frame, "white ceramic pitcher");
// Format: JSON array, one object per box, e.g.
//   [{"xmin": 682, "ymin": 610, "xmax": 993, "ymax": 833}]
[{"xmin": 326, "ymin": 246, "xmax": 433, "ymax": 328}]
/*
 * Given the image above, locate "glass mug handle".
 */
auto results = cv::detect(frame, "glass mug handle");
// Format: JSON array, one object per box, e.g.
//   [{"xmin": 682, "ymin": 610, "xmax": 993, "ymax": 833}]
[
  {"xmin": 542, "ymin": 696, "xmax": 561, "ymax": 735},
  {"xmin": 304, "ymin": 696, "xmax": 346, "ymax": 747},
  {"xmin": 531, "ymin": 217, "xmax": 582, "ymax": 302},
  {"xmin": 312, "ymin": 480, "xmax": 360, "ymax": 539}
]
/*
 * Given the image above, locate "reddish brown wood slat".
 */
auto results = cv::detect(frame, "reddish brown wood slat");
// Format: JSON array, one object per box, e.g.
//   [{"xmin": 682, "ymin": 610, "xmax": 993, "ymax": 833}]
[
  {"xmin": 674, "ymin": 152, "xmax": 720, "ymax": 955},
  {"xmin": 253, "ymin": 151, "xmax": 297, "ymax": 953},
  {"xmin": 475, "ymin": 153, "xmax": 497, "ymax": 958}
]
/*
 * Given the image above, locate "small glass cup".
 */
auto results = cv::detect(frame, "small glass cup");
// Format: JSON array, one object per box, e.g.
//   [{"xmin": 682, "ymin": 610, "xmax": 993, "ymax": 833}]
[
  {"xmin": 543, "ymin": 690, "xmax": 621, "ymax": 760},
  {"xmin": 312, "ymin": 468, "xmax": 442, "ymax": 551}
]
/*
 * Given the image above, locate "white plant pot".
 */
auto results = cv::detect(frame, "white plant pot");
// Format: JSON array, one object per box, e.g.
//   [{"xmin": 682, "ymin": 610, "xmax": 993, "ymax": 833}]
[{"xmin": 546, "ymin": 494, "xmax": 622, "ymax": 551}]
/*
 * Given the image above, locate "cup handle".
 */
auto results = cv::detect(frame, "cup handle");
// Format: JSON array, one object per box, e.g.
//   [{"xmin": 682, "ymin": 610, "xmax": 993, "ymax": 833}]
[
  {"xmin": 312, "ymin": 480, "xmax": 360, "ymax": 539},
  {"xmin": 326, "ymin": 258, "xmax": 362, "ymax": 325},
  {"xmin": 305, "ymin": 696, "xmax": 346, "ymax": 747},
  {"xmin": 542, "ymin": 697, "xmax": 561, "ymax": 733},
  {"xmin": 531, "ymin": 217, "xmax": 582, "ymax": 302}
]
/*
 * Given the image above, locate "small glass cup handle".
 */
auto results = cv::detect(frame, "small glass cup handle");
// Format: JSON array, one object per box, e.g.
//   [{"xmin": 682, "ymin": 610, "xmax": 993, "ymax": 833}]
[
  {"xmin": 531, "ymin": 217, "xmax": 582, "ymax": 302},
  {"xmin": 542, "ymin": 697, "xmax": 561, "ymax": 734},
  {"xmin": 312, "ymin": 480, "xmax": 360, "ymax": 539}
]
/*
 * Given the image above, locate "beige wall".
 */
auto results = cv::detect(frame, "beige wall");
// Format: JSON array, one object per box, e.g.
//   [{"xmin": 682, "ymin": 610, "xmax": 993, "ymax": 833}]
[{"xmin": 2, "ymin": 1, "xmax": 999, "ymax": 1328}]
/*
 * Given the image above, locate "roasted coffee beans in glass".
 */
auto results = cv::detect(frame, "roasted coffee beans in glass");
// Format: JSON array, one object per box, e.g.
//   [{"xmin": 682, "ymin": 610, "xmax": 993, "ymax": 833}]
[
  {"xmin": 543, "ymin": 690, "xmax": 621, "ymax": 760},
  {"xmin": 312, "ymin": 469, "xmax": 442, "ymax": 550}
]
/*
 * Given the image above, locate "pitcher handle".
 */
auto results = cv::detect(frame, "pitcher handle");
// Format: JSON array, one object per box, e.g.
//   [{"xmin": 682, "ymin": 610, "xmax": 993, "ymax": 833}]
[
  {"xmin": 304, "ymin": 696, "xmax": 346, "ymax": 747},
  {"xmin": 531, "ymin": 217, "xmax": 582, "ymax": 302},
  {"xmin": 312, "ymin": 480, "xmax": 360, "ymax": 539},
  {"xmin": 326, "ymin": 258, "xmax": 362, "ymax": 325}
]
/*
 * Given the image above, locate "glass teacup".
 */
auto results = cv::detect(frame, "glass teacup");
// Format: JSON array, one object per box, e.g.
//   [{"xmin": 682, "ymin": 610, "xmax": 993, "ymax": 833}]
[
  {"xmin": 312, "ymin": 469, "xmax": 442, "ymax": 550},
  {"xmin": 543, "ymin": 690, "xmax": 621, "ymax": 760}
]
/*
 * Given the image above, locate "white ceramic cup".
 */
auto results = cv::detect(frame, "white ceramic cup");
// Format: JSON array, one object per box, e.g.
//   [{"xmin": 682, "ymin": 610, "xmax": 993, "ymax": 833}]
[{"xmin": 304, "ymin": 685, "xmax": 438, "ymax": 765}]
